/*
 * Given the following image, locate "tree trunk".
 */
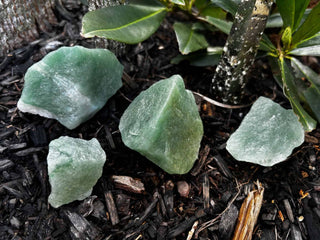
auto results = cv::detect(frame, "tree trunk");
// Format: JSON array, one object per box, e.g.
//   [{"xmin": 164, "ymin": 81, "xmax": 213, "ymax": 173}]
[
  {"xmin": 212, "ymin": 0, "xmax": 273, "ymax": 104},
  {"xmin": 0, "ymin": 0, "xmax": 57, "ymax": 56},
  {"xmin": 0, "ymin": 0, "xmax": 127, "ymax": 57}
]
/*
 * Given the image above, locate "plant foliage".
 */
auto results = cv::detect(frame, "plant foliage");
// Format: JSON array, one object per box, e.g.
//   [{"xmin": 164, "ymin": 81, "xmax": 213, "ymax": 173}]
[{"xmin": 265, "ymin": 0, "xmax": 320, "ymax": 131}]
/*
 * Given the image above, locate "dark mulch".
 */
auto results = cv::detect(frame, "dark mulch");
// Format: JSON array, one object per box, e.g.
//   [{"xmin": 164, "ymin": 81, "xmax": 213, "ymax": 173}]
[{"xmin": 1, "ymin": 2, "xmax": 320, "ymax": 240}]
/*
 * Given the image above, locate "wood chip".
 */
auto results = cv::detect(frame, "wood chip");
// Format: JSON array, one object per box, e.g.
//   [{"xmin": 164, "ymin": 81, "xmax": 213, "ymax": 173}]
[
  {"xmin": 105, "ymin": 191, "xmax": 119, "ymax": 226},
  {"xmin": 219, "ymin": 204, "xmax": 239, "ymax": 239},
  {"xmin": 232, "ymin": 181, "xmax": 264, "ymax": 240},
  {"xmin": 111, "ymin": 175, "xmax": 145, "ymax": 194},
  {"xmin": 283, "ymin": 199, "xmax": 294, "ymax": 223},
  {"xmin": 14, "ymin": 147, "xmax": 45, "ymax": 156},
  {"xmin": 191, "ymin": 145, "xmax": 210, "ymax": 176},
  {"xmin": 203, "ymin": 174, "xmax": 210, "ymax": 209},
  {"xmin": 0, "ymin": 159, "xmax": 14, "ymax": 172},
  {"xmin": 213, "ymin": 154, "xmax": 233, "ymax": 179}
]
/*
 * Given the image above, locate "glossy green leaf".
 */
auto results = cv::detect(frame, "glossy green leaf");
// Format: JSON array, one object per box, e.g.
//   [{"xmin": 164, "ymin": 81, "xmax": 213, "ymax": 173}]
[
  {"xmin": 279, "ymin": 58, "xmax": 317, "ymax": 131},
  {"xmin": 266, "ymin": 13, "xmax": 283, "ymax": 28},
  {"xmin": 260, "ymin": 34, "xmax": 277, "ymax": 52},
  {"xmin": 171, "ymin": 47, "xmax": 222, "ymax": 66},
  {"xmin": 277, "ymin": 0, "xmax": 295, "ymax": 29},
  {"xmin": 277, "ymin": 0, "xmax": 310, "ymax": 31},
  {"xmin": 226, "ymin": 97, "xmax": 305, "ymax": 167},
  {"xmin": 204, "ymin": 16, "xmax": 231, "ymax": 34},
  {"xmin": 170, "ymin": 0, "xmax": 185, "ymax": 5},
  {"xmin": 289, "ymin": 46, "xmax": 320, "ymax": 56},
  {"xmin": 266, "ymin": 9, "xmax": 312, "ymax": 29},
  {"xmin": 296, "ymin": 32, "xmax": 320, "ymax": 48},
  {"xmin": 195, "ymin": 0, "xmax": 208, "ymax": 9},
  {"xmin": 81, "ymin": 0, "xmax": 167, "ymax": 44},
  {"xmin": 293, "ymin": 0, "xmax": 310, "ymax": 30},
  {"xmin": 291, "ymin": 57, "xmax": 320, "ymax": 122},
  {"xmin": 210, "ymin": 0, "xmax": 240, "ymax": 15},
  {"xmin": 173, "ymin": 22, "xmax": 209, "ymax": 55},
  {"xmin": 268, "ymin": 56, "xmax": 283, "ymax": 87},
  {"xmin": 292, "ymin": 2, "xmax": 320, "ymax": 46},
  {"xmin": 200, "ymin": 5, "xmax": 227, "ymax": 19}
]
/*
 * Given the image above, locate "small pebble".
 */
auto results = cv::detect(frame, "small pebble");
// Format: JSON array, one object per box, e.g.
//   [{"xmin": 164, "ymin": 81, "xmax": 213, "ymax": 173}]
[
  {"xmin": 10, "ymin": 216, "xmax": 21, "ymax": 228},
  {"xmin": 177, "ymin": 181, "xmax": 190, "ymax": 198}
]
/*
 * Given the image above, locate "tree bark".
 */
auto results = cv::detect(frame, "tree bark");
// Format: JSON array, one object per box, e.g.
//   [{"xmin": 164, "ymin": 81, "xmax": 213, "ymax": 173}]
[
  {"xmin": 0, "ymin": 0, "xmax": 57, "ymax": 56},
  {"xmin": 212, "ymin": 0, "xmax": 273, "ymax": 104},
  {"xmin": 0, "ymin": 0, "xmax": 128, "ymax": 57}
]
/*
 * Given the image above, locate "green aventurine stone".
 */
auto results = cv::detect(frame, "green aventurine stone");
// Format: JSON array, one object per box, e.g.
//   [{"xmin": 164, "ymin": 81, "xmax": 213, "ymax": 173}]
[
  {"xmin": 119, "ymin": 75, "xmax": 203, "ymax": 174},
  {"xmin": 17, "ymin": 46, "xmax": 123, "ymax": 129},
  {"xmin": 226, "ymin": 97, "xmax": 305, "ymax": 167},
  {"xmin": 48, "ymin": 136, "xmax": 106, "ymax": 208}
]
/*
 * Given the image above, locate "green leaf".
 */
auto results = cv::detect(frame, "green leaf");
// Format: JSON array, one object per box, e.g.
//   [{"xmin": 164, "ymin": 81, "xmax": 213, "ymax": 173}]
[
  {"xmin": 277, "ymin": 0, "xmax": 295, "ymax": 29},
  {"xmin": 266, "ymin": 9, "xmax": 312, "ymax": 29},
  {"xmin": 210, "ymin": 0, "xmax": 240, "ymax": 15},
  {"xmin": 278, "ymin": 57, "xmax": 317, "ymax": 131},
  {"xmin": 200, "ymin": 5, "xmax": 227, "ymax": 19},
  {"xmin": 291, "ymin": 57, "xmax": 320, "ymax": 122},
  {"xmin": 195, "ymin": 0, "xmax": 225, "ymax": 18},
  {"xmin": 173, "ymin": 22, "xmax": 209, "ymax": 55},
  {"xmin": 292, "ymin": 2, "xmax": 320, "ymax": 46},
  {"xmin": 170, "ymin": 0, "xmax": 186, "ymax": 5},
  {"xmin": 204, "ymin": 16, "xmax": 232, "ymax": 34},
  {"xmin": 81, "ymin": 0, "xmax": 167, "ymax": 44},
  {"xmin": 266, "ymin": 13, "xmax": 283, "ymax": 28},
  {"xmin": 289, "ymin": 46, "xmax": 320, "ymax": 56},
  {"xmin": 296, "ymin": 32, "xmax": 320, "ymax": 47},
  {"xmin": 171, "ymin": 47, "xmax": 222, "ymax": 66},
  {"xmin": 277, "ymin": 0, "xmax": 311, "ymax": 31},
  {"xmin": 226, "ymin": 97, "xmax": 305, "ymax": 167},
  {"xmin": 260, "ymin": 34, "xmax": 277, "ymax": 52},
  {"xmin": 282, "ymin": 26, "xmax": 292, "ymax": 49},
  {"xmin": 194, "ymin": 0, "xmax": 208, "ymax": 9},
  {"xmin": 268, "ymin": 56, "xmax": 283, "ymax": 87},
  {"xmin": 293, "ymin": 0, "xmax": 310, "ymax": 30}
]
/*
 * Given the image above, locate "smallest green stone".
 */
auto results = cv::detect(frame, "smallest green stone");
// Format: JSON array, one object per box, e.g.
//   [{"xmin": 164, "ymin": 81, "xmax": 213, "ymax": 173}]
[{"xmin": 48, "ymin": 136, "xmax": 106, "ymax": 208}]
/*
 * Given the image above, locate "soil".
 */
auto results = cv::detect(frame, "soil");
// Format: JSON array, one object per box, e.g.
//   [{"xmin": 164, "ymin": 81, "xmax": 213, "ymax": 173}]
[{"xmin": 1, "ymin": 2, "xmax": 320, "ymax": 240}]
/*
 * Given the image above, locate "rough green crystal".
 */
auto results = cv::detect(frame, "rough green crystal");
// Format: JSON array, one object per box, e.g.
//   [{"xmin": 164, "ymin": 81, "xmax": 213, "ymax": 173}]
[
  {"xmin": 226, "ymin": 97, "xmax": 305, "ymax": 167},
  {"xmin": 48, "ymin": 136, "xmax": 106, "ymax": 208},
  {"xmin": 119, "ymin": 75, "xmax": 203, "ymax": 174},
  {"xmin": 17, "ymin": 46, "xmax": 123, "ymax": 129}
]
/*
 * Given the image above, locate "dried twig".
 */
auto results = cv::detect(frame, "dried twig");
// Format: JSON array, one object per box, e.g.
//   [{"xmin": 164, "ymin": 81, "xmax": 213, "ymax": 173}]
[
  {"xmin": 232, "ymin": 181, "xmax": 264, "ymax": 240},
  {"xmin": 193, "ymin": 92, "xmax": 251, "ymax": 109}
]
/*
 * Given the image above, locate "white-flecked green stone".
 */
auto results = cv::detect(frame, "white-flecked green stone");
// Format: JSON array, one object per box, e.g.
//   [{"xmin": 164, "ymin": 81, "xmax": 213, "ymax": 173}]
[
  {"xmin": 226, "ymin": 97, "xmax": 305, "ymax": 167},
  {"xmin": 18, "ymin": 46, "xmax": 123, "ymax": 129},
  {"xmin": 119, "ymin": 75, "xmax": 203, "ymax": 174},
  {"xmin": 48, "ymin": 136, "xmax": 106, "ymax": 208}
]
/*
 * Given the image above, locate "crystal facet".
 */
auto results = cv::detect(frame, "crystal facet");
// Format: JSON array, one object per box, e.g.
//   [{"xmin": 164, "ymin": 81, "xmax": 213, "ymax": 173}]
[
  {"xmin": 18, "ymin": 46, "xmax": 123, "ymax": 129},
  {"xmin": 226, "ymin": 97, "xmax": 305, "ymax": 167},
  {"xmin": 47, "ymin": 136, "xmax": 106, "ymax": 208},
  {"xmin": 119, "ymin": 75, "xmax": 203, "ymax": 174}
]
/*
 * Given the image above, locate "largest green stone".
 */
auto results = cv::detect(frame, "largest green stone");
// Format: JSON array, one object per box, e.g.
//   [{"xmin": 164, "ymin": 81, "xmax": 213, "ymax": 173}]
[
  {"xmin": 17, "ymin": 46, "xmax": 123, "ymax": 129},
  {"xmin": 119, "ymin": 75, "xmax": 203, "ymax": 174}
]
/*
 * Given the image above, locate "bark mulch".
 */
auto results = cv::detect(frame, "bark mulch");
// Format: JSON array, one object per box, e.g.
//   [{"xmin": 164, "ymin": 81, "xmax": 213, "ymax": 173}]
[{"xmin": 1, "ymin": 2, "xmax": 320, "ymax": 240}]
